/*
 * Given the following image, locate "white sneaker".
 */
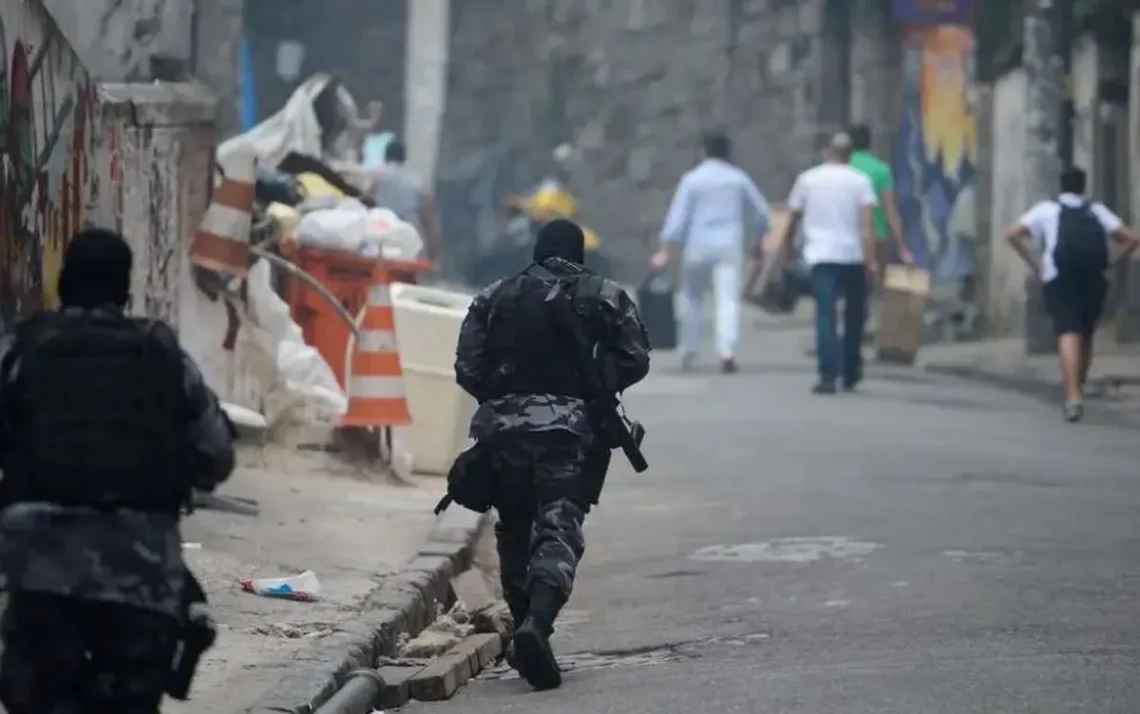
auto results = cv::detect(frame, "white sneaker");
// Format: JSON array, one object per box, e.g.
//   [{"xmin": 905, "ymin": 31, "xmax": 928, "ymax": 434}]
[{"xmin": 1063, "ymin": 400, "xmax": 1084, "ymax": 423}]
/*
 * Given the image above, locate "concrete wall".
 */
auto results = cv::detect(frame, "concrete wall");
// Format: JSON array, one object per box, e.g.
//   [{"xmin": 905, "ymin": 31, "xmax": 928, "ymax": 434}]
[
  {"xmin": 985, "ymin": 68, "xmax": 1029, "ymax": 336},
  {"xmin": 96, "ymin": 83, "xmax": 268, "ymax": 413},
  {"xmin": 43, "ymin": 0, "xmax": 191, "ymax": 81},
  {"xmin": 438, "ymin": 0, "xmax": 836, "ymax": 277},
  {"xmin": 0, "ymin": 0, "xmax": 259, "ymax": 410},
  {"xmin": 93, "ymin": 83, "xmax": 215, "ymax": 325},
  {"xmin": 0, "ymin": 0, "xmax": 99, "ymax": 329},
  {"xmin": 1072, "ymin": 35, "xmax": 1099, "ymax": 177},
  {"xmin": 43, "ymin": 0, "xmax": 244, "ymax": 136},
  {"xmin": 891, "ymin": 25, "xmax": 978, "ymax": 288},
  {"xmin": 1118, "ymin": 12, "xmax": 1140, "ymax": 342}
]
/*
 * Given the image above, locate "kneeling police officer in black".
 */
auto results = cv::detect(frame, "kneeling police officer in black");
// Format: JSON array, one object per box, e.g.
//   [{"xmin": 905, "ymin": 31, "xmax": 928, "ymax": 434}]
[
  {"xmin": 0, "ymin": 229, "xmax": 236, "ymax": 714},
  {"xmin": 454, "ymin": 219, "xmax": 650, "ymax": 690}
]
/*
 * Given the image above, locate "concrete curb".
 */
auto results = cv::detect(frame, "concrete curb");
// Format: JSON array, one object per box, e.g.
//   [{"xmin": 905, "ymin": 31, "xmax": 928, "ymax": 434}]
[
  {"xmin": 239, "ymin": 507, "xmax": 490, "ymax": 714},
  {"xmin": 925, "ymin": 363, "xmax": 1140, "ymax": 428}
]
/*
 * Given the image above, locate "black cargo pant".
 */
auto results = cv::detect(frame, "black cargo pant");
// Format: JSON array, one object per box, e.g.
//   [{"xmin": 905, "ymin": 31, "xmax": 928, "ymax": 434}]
[
  {"xmin": 0, "ymin": 591, "xmax": 179, "ymax": 714},
  {"xmin": 492, "ymin": 430, "xmax": 611, "ymax": 626}
]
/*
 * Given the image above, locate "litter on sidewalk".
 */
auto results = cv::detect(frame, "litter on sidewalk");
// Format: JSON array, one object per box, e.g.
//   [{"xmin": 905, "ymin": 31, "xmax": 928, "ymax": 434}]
[{"xmin": 240, "ymin": 570, "xmax": 321, "ymax": 601}]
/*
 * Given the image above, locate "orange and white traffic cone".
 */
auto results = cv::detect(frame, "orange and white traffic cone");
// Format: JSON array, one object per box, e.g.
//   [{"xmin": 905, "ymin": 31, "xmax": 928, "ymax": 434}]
[
  {"xmin": 190, "ymin": 148, "xmax": 255, "ymax": 277},
  {"xmin": 341, "ymin": 267, "xmax": 412, "ymax": 427}
]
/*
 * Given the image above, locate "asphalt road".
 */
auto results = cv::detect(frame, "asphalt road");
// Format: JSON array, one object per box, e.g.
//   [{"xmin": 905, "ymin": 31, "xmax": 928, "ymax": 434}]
[{"xmin": 406, "ymin": 325, "xmax": 1140, "ymax": 714}]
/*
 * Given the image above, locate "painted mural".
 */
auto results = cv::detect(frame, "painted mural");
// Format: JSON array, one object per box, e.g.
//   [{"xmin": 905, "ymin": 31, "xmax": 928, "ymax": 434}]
[
  {"xmin": 0, "ymin": 3, "xmax": 96, "ymax": 330},
  {"xmin": 893, "ymin": 25, "xmax": 977, "ymax": 284}
]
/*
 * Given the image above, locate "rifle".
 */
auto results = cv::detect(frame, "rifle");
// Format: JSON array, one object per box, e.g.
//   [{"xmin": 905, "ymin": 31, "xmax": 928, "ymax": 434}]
[{"xmin": 536, "ymin": 268, "xmax": 648, "ymax": 473}]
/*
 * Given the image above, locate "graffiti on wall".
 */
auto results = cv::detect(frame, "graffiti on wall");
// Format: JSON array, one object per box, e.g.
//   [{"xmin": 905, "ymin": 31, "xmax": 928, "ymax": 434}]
[
  {"xmin": 0, "ymin": 4, "xmax": 96, "ymax": 329},
  {"xmin": 893, "ymin": 25, "xmax": 977, "ymax": 284}
]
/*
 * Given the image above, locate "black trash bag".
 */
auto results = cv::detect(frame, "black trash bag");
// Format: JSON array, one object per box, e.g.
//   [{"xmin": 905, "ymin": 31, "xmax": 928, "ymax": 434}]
[
  {"xmin": 637, "ymin": 271, "xmax": 677, "ymax": 351},
  {"xmin": 255, "ymin": 166, "xmax": 304, "ymax": 206},
  {"xmin": 787, "ymin": 258, "xmax": 813, "ymax": 298}
]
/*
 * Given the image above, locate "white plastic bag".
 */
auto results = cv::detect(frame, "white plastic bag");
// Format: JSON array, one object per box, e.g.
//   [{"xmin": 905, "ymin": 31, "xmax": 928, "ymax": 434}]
[
  {"xmin": 295, "ymin": 198, "xmax": 371, "ymax": 253},
  {"xmin": 363, "ymin": 208, "xmax": 424, "ymax": 259},
  {"xmin": 245, "ymin": 261, "xmax": 348, "ymax": 426}
]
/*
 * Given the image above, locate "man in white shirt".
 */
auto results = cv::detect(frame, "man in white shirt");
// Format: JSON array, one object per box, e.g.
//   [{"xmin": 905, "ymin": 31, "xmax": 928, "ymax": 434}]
[
  {"xmin": 1006, "ymin": 167, "xmax": 1139, "ymax": 421},
  {"xmin": 651, "ymin": 132, "xmax": 771, "ymax": 373},
  {"xmin": 778, "ymin": 133, "xmax": 878, "ymax": 394}
]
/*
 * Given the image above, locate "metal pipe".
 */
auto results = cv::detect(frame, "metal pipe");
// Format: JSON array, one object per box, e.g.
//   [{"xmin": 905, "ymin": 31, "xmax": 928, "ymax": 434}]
[
  {"xmin": 248, "ymin": 244, "xmax": 360, "ymax": 340},
  {"xmin": 313, "ymin": 669, "xmax": 385, "ymax": 714}
]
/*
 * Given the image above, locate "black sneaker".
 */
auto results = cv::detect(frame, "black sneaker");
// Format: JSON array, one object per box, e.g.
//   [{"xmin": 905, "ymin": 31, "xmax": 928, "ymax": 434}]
[
  {"xmin": 512, "ymin": 617, "xmax": 561, "ymax": 690},
  {"xmin": 721, "ymin": 358, "xmax": 738, "ymax": 374},
  {"xmin": 812, "ymin": 382, "xmax": 837, "ymax": 395}
]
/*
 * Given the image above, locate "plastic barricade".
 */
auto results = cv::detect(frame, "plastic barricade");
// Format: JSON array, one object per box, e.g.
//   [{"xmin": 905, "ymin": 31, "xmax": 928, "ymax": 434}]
[
  {"xmin": 281, "ymin": 243, "xmax": 430, "ymax": 388},
  {"xmin": 388, "ymin": 282, "xmax": 477, "ymax": 475}
]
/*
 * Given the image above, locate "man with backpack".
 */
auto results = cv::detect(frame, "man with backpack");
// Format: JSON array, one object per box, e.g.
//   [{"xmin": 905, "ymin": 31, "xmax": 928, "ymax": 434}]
[{"xmin": 1007, "ymin": 167, "xmax": 1140, "ymax": 421}]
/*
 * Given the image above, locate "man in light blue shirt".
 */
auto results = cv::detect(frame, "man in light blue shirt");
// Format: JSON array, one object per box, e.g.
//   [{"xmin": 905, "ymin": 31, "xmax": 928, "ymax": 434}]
[{"xmin": 651, "ymin": 133, "xmax": 770, "ymax": 372}]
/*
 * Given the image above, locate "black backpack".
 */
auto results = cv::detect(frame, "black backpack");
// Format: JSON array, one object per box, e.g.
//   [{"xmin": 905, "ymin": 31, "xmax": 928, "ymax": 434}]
[{"xmin": 1053, "ymin": 200, "xmax": 1109, "ymax": 277}]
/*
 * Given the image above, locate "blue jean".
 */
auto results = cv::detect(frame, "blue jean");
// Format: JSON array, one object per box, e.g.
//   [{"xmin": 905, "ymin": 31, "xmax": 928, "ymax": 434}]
[{"xmin": 811, "ymin": 263, "xmax": 867, "ymax": 386}]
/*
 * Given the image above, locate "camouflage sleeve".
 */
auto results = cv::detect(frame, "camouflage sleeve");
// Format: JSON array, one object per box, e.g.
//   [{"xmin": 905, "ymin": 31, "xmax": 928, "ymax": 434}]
[
  {"xmin": 454, "ymin": 280, "xmax": 500, "ymax": 401},
  {"xmin": 600, "ymin": 281, "xmax": 651, "ymax": 391},
  {"xmin": 180, "ymin": 349, "xmax": 237, "ymax": 492}
]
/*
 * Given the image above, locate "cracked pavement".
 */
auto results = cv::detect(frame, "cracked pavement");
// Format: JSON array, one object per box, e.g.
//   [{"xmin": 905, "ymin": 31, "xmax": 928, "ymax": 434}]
[{"xmin": 403, "ymin": 322, "xmax": 1140, "ymax": 713}]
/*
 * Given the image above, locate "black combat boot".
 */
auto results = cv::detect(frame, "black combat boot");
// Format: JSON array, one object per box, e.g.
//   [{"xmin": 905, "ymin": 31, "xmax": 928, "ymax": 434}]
[
  {"xmin": 511, "ymin": 584, "xmax": 562, "ymax": 690},
  {"xmin": 503, "ymin": 597, "xmax": 528, "ymax": 672}
]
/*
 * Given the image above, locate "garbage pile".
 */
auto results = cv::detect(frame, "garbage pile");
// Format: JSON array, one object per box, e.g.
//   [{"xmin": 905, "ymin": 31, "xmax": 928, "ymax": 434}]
[
  {"xmin": 195, "ymin": 74, "xmax": 428, "ymax": 439},
  {"xmin": 226, "ymin": 73, "xmax": 425, "ymax": 261}
]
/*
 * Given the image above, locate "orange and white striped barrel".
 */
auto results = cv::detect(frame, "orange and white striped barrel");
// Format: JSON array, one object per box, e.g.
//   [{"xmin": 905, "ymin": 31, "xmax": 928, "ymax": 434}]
[
  {"xmin": 341, "ymin": 268, "xmax": 412, "ymax": 427},
  {"xmin": 190, "ymin": 148, "xmax": 255, "ymax": 277}
]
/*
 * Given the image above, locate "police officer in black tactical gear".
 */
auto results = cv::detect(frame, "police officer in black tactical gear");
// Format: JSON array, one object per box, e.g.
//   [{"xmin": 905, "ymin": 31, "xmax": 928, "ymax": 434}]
[
  {"xmin": 0, "ymin": 228, "xmax": 236, "ymax": 714},
  {"xmin": 454, "ymin": 218, "xmax": 650, "ymax": 690}
]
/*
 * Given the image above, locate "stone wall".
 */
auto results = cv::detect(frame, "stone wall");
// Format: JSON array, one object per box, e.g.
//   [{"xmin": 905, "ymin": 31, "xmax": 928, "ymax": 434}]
[
  {"xmin": 439, "ymin": 0, "xmax": 839, "ymax": 277},
  {"xmin": 849, "ymin": 6, "xmax": 902, "ymax": 158}
]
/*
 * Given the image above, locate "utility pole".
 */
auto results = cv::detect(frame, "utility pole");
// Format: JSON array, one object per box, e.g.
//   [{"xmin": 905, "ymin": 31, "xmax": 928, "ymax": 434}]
[
  {"xmin": 1023, "ymin": 0, "xmax": 1064, "ymax": 203},
  {"xmin": 1023, "ymin": 0, "xmax": 1066, "ymax": 354},
  {"xmin": 1057, "ymin": 0, "xmax": 1076, "ymax": 165}
]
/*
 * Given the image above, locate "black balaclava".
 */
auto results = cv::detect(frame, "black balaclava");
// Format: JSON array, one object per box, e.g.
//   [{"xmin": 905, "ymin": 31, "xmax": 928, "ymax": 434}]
[
  {"xmin": 57, "ymin": 228, "xmax": 133, "ymax": 309},
  {"xmin": 533, "ymin": 218, "xmax": 585, "ymax": 265}
]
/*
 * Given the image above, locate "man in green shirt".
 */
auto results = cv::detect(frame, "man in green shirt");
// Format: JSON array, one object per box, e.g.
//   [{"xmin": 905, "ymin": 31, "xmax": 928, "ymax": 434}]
[{"xmin": 848, "ymin": 125, "xmax": 913, "ymax": 269}]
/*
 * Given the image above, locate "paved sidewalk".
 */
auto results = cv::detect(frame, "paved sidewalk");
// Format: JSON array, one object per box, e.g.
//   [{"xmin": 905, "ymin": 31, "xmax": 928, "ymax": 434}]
[
  {"xmin": 922, "ymin": 337, "xmax": 1140, "ymax": 427},
  {"xmin": 165, "ymin": 445, "xmax": 451, "ymax": 713}
]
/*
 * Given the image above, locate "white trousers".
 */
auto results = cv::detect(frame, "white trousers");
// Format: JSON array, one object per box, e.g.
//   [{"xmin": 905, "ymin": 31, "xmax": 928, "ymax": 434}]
[{"xmin": 679, "ymin": 257, "xmax": 742, "ymax": 359}]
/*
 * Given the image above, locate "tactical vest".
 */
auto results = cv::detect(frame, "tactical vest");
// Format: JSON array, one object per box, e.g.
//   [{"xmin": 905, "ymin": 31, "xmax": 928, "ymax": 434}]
[
  {"xmin": 481, "ymin": 262, "xmax": 607, "ymax": 400},
  {"xmin": 2, "ymin": 309, "xmax": 194, "ymax": 514}
]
